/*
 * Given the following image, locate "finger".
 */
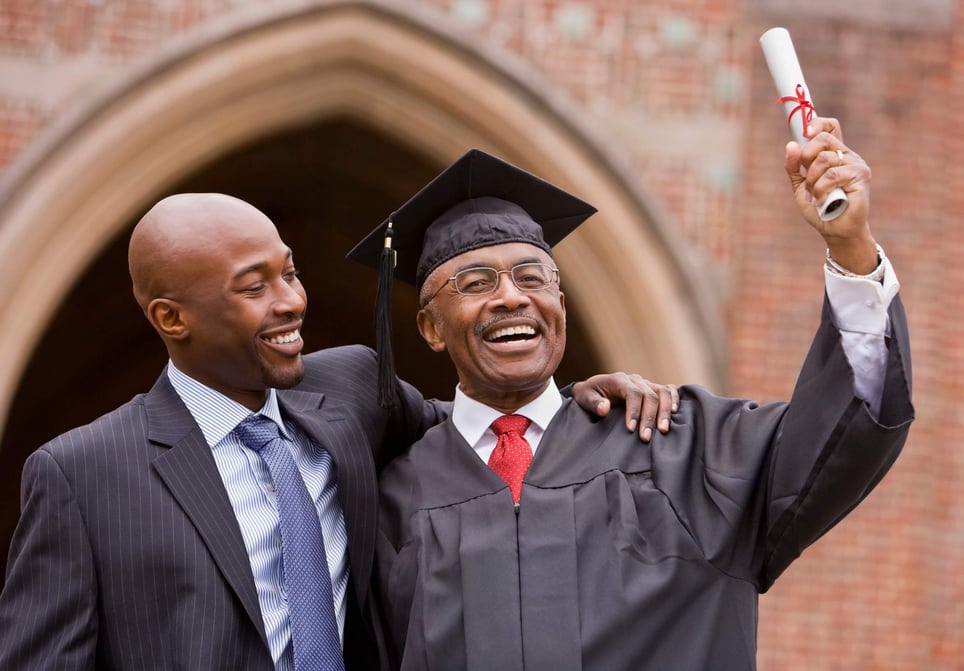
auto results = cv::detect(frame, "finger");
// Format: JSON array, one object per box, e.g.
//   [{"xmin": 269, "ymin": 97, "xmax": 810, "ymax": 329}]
[
  {"xmin": 613, "ymin": 373, "xmax": 645, "ymax": 436},
  {"xmin": 811, "ymin": 153, "xmax": 846, "ymax": 197},
  {"xmin": 798, "ymin": 117, "xmax": 843, "ymax": 161},
  {"xmin": 810, "ymin": 146, "xmax": 865, "ymax": 204},
  {"xmin": 807, "ymin": 137, "xmax": 849, "ymax": 172},
  {"xmin": 807, "ymin": 116, "xmax": 843, "ymax": 142},
  {"xmin": 571, "ymin": 379, "xmax": 613, "ymax": 419},
  {"xmin": 820, "ymin": 145, "xmax": 862, "ymax": 178},
  {"xmin": 800, "ymin": 128, "xmax": 850, "ymax": 178},
  {"xmin": 595, "ymin": 396, "xmax": 612, "ymax": 418},
  {"xmin": 784, "ymin": 141, "xmax": 817, "ymax": 214},
  {"xmin": 656, "ymin": 385, "xmax": 676, "ymax": 433},
  {"xmin": 630, "ymin": 376, "xmax": 659, "ymax": 442},
  {"xmin": 804, "ymin": 147, "xmax": 842, "ymax": 194},
  {"xmin": 784, "ymin": 141, "xmax": 806, "ymax": 193},
  {"xmin": 620, "ymin": 377, "xmax": 644, "ymax": 435}
]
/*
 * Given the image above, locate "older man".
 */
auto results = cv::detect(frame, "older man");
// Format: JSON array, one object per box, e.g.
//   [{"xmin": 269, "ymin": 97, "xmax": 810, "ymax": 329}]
[{"xmin": 354, "ymin": 128, "xmax": 913, "ymax": 670}]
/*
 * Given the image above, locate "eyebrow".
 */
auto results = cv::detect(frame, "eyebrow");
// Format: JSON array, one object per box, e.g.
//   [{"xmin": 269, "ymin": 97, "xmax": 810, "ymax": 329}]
[
  {"xmin": 450, "ymin": 255, "xmax": 545, "ymax": 274},
  {"xmin": 231, "ymin": 249, "xmax": 294, "ymax": 281}
]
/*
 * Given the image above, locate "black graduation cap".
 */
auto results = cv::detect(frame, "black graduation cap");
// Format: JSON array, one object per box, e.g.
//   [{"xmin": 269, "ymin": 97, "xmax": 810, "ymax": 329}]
[{"xmin": 346, "ymin": 148, "xmax": 597, "ymax": 407}]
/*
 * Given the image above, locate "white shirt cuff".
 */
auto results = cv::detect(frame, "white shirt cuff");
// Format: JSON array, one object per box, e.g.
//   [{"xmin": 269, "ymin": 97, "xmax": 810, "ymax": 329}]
[{"xmin": 824, "ymin": 255, "xmax": 900, "ymax": 335}]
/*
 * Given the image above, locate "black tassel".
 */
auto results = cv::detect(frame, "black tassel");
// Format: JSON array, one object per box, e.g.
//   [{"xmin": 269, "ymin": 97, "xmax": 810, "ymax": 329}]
[{"xmin": 375, "ymin": 220, "xmax": 398, "ymax": 408}]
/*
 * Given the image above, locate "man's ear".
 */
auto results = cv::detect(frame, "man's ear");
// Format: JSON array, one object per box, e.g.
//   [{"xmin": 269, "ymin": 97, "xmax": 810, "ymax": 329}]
[
  {"xmin": 416, "ymin": 308, "xmax": 447, "ymax": 353},
  {"xmin": 147, "ymin": 298, "xmax": 189, "ymax": 340}
]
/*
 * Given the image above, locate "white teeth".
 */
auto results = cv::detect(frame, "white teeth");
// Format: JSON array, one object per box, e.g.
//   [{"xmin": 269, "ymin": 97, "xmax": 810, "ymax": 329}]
[
  {"xmin": 265, "ymin": 329, "xmax": 300, "ymax": 345},
  {"xmin": 486, "ymin": 325, "xmax": 536, "ymax": 341}
]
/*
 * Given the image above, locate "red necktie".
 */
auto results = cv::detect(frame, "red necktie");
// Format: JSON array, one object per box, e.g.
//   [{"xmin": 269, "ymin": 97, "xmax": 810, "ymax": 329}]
[{"xmin": 488, "ymin": 414, "xmax": 533, "ymax": 504}]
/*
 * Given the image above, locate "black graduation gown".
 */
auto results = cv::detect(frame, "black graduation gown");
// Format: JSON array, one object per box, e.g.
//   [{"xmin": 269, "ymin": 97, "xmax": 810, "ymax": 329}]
[{"xmin": 376, "ymin": 298, "xmax": 913, "ymax": 671}]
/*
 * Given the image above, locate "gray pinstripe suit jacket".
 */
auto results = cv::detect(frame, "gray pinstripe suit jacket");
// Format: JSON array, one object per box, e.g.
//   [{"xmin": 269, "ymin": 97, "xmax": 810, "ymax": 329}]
[{"xmin": 0, "ymin": 345, "xmax": 445, "ymax": 670}]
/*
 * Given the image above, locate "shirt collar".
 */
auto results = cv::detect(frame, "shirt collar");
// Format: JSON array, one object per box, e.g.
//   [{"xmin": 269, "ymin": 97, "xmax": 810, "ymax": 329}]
[
  {"xmin": 452, "ymin": 377, "xmax": 562, "ymax": 445},
  {"xmin": 166, "ymin": 360, "xmax": 288, "ymax": 448}
]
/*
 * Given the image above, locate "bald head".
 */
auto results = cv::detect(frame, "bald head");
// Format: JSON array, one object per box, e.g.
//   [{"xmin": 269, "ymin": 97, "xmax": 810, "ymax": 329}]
[
  {"xmin": 129, "ymin": 193, "xmax": 278, "ymax": 309},
  {"xmin": 128, "ymin": 193, "xmax": 308, "ymax": 407}
]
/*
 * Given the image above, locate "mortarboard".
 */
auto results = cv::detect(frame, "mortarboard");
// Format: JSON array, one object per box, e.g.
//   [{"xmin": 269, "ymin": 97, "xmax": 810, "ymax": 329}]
[{"xmin": 346, "ymin": 148, "xmax": 597, "ymax": 407}]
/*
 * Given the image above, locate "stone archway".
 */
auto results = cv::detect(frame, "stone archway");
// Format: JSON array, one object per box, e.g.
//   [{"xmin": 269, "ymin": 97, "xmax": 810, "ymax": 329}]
[{"xmin": 0, "ymin": 0, "xmax": 725, "ymax": 444}]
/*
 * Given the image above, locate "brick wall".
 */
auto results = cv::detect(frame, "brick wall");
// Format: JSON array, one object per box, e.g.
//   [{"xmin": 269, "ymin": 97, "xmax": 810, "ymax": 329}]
[{"xmin": 1, "ymin": 1, "xmax": 959, "ymax": 668}]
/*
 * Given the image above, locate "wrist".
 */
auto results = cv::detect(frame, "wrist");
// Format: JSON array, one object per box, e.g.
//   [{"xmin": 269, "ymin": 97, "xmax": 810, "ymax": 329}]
[
  {"xmin": 825, "ymin": 234, "xmax": 878, "ymax": 274},
  {"xmin": 825, "ymin": 244, "xmax": 886, "ymax": 282}
]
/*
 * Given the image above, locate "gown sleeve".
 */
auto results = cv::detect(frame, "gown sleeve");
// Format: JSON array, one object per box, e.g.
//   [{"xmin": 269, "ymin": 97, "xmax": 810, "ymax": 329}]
[
  {"xmin": 761, "ymin": 294, "xmax": 912, "ymax": 587},
  {"xmin": 655, "ymin": 295, "xmax": 913, "ymax": 591}
]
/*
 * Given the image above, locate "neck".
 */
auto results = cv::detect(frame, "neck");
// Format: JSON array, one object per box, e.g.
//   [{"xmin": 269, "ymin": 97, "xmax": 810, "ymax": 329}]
[{"xmin": 464, "ymin": 380, "xmax": 551, "ymax": 415}]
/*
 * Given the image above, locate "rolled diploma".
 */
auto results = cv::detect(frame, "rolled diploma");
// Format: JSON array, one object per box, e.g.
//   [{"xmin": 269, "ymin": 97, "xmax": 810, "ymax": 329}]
[{"xmin": 760, "ymin": 27, "xmax": 848, "ymax": 221}]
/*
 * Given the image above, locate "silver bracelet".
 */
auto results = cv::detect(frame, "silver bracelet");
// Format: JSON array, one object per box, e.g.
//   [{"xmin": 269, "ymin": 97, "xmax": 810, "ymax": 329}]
[{"xmin": 825, "ymin": 244, "xmax": 886, "ymax": 281}]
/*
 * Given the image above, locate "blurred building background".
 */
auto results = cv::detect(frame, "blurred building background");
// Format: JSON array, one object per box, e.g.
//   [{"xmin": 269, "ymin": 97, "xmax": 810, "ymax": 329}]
[{"xmin": 0, "ymin": 1, "xmax": 959, "ymax": 668}]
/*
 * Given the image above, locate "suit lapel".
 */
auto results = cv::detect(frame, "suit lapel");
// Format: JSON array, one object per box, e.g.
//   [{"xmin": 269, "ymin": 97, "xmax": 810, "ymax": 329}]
[
  {"xmin": 145, "ymin": 374, "xmax": 269, "ymax": 648},
  {"xmin": 279, "ymin": 389, "xmax": 378, "ymax": 609}
]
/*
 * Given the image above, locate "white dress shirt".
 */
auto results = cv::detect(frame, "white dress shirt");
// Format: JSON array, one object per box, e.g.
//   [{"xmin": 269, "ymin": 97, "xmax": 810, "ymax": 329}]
[{"xmin": 453, "ymin": 379, "xmax": 563, "ymax": 464}]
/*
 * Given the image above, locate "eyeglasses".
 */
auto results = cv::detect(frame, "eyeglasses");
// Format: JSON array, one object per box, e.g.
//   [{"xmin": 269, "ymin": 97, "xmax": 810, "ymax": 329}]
[{"xmin": 423, "ymin": 262, "xmax": 560, "ymax": 306}]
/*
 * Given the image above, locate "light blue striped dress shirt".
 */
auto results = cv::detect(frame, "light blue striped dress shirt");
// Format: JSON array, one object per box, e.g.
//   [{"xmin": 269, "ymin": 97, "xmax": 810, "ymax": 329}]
[{"xmin": 167, "ymin": 362, "xmax": 349, "ymax": 671}]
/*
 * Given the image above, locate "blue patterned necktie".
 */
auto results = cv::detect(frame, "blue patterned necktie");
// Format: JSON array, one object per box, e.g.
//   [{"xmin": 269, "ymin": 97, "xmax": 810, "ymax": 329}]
[{"xmin": 235, "ymin": 414, "xmax": 345, "ymax": 671}]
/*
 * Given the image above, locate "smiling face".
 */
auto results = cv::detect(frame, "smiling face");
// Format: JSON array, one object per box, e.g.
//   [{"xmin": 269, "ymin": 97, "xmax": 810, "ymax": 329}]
[
  {"xmin": 130, "ymin": 194, "xmax": 307, "ymax": 410},
  {"xmin": 417, "ymin": 242, "xmax": 567, "ymax": 413}
]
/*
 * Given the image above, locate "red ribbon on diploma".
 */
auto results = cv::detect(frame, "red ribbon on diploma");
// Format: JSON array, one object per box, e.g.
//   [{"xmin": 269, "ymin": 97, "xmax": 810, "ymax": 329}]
[{"xmin": 776, "ymin": 83, "xmax": 815, "ymax": 137}]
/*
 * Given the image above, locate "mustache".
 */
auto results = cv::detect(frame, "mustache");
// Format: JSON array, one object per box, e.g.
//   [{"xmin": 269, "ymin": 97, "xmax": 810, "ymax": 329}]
[{"xmin": 474, "ymin": 311, "xmax": 542, "ymax": 337}]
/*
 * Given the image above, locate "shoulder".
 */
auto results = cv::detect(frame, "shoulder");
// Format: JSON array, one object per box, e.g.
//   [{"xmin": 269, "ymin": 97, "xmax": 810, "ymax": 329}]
[
  {"xmin": 662, "ymin": 384, "xmax": 796, "ymax": 433},
  {"xmin": 406, "ymin": 418, "xmax": 463, "ymax": 456},
  {"xmin": 297, "ymin": 345, "xmax": 380, "ymax": 403},
  {"xmin": 301, "ymin": 345, "xmax": 377, "ymax": 380},
  {"xmin": 22, "ymin": 394, "xmax": 151, "ymax": 483},
  {"xmin": 44, "ymin": 395, "xmax": 149, "ymax": 451},
  {"xmin": 303, "ymin": 344, "xmax": 376, "ymax": 365},
  {"xmin": 379, "ymin": 420, "xmax": 460, "ymax": 510}
]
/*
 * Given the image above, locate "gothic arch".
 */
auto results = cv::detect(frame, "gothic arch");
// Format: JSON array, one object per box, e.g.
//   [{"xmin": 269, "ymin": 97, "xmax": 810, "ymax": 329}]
[{"xmin": 0, "ymin": 0, "xmax": 725, "ymax": 437}]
